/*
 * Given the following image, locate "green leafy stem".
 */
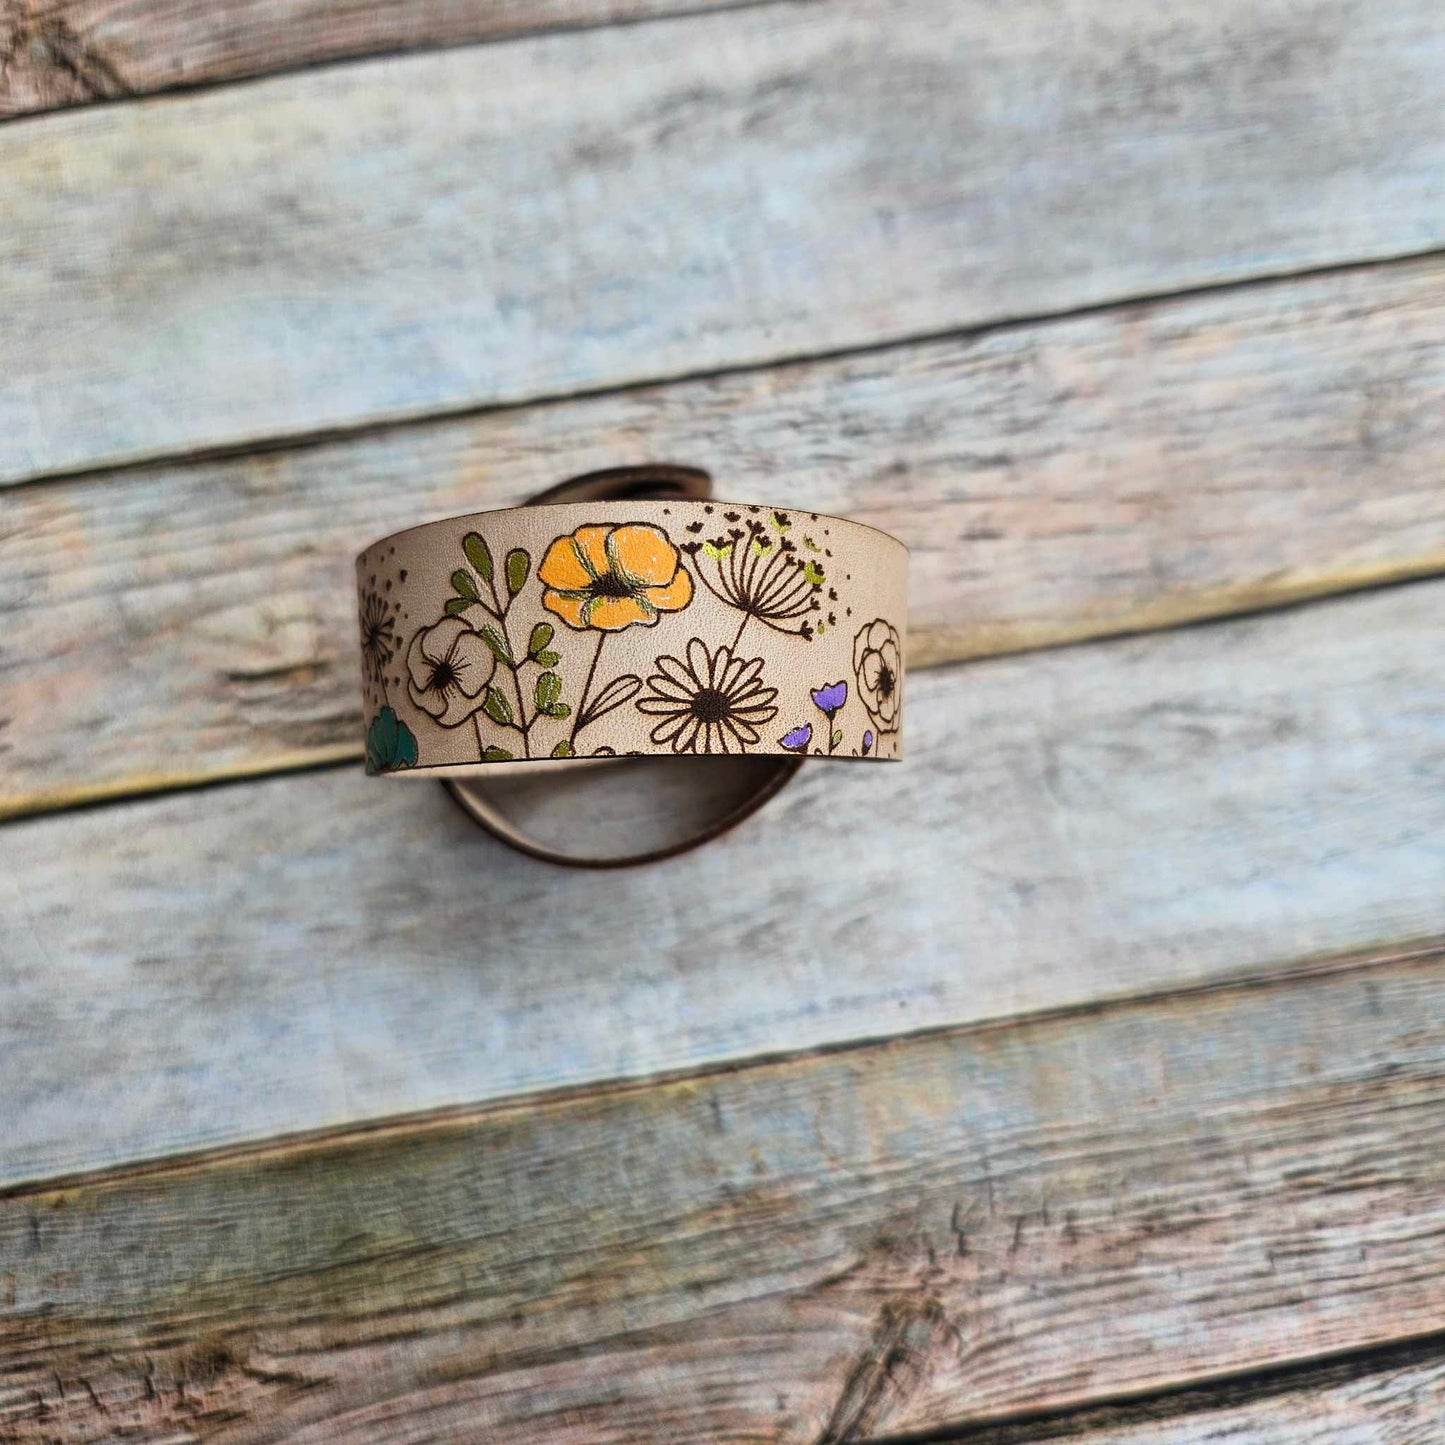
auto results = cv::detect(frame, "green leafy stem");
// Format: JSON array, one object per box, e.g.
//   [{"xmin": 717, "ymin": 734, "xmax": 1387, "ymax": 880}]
[
  {"xmin": 444, "ymin": 532, "xmax": 570, "ymax": 761},
  {"xmin": 442, "ymin": 532, "xmax": 653, "ymax": 761}
]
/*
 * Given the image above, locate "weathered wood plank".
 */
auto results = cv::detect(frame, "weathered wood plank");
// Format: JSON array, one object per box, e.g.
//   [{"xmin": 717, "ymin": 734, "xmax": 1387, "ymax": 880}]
[
  {"xmin": 3, "ymin": 0, "xmax": 1444, "ymax": 486},
  {"xmin": 7, "ymin": 255, "xmax": 1445, "ymax": 819},
  {"xmin": 4, "ymin": 948, "xmax": 1445, "ymax": 1442},
  {"xmin": 4, "ymin": 579, "xmax": 1445, "ymax": 1185},
  {"xmin": 957, "ymin": 1342, "xmax": 1445, "ymax": 1443},
  {"xmin": 0, "ymin": 0, "xmax": 735, "ymax": 120}
]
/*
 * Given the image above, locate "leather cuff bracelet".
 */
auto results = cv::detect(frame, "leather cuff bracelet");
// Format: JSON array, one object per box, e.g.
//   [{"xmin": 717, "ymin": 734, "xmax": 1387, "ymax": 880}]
[{"xmin": 357, "ymin": 465, "xmax": 907, "ymax": 865}]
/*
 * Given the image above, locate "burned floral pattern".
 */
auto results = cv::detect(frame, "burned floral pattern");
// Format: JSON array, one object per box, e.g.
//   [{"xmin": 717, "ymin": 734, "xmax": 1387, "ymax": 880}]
[
  {"xmin": 358, "ymin": 503, "xmax": 901, "ymax": 768},
  {"xmin": 682, "ymin": 509, "xmax": 830, "ymax": 648},
  {"xmin": 853, "ymin": 618, "xmax": 902, "ymax": 733},
  {"xmin": 636, "ymin": 639, "xmax": 779, "ymax": 754},
  {"xmin": 358, "ymin": 587, "xmax": 399, "ymax": 690},
  {"xmin": 407, "ymin": 616, "xmax": 496, "ymax": 727},
  {"xmin": 539, "ymin": 523, "xmax": 693, "ymax": 632},
  {"xmin": 365, "ymin": 706, "xmax": 419, "ymax": 774}
]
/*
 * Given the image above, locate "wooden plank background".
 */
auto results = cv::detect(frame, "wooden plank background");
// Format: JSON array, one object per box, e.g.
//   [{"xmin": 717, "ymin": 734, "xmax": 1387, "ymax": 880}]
[
  {"xmin": 5, "ymin": 948, "xmax": 1445, "ymax": 1441},
  {"xmin": 2, "ymin": 0, "xmax": 1444, "ymax": 486},
  {"xmin": 6, "ymin": 578, "xmax": 1445, "ymax": 1183},
  {"xmin": 6, "ymin": 253, "xmax": 1445, "ymax": 818},
  {"xmin": 0, "ymin": 0, "xmax": 734, "ymax": 118},
  {"xmin": 3, "ymin": 0, "xmax": 1445, "ymax": 1439}
]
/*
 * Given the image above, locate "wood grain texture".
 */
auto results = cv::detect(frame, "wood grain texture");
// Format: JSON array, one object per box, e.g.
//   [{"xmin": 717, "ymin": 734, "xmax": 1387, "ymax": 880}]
[
  {"xmin": 1073, "ymin": 1366, "xmax": 1445, "ymax": 1445},
  {"xmin": 7, "ymin": 255, "xmax": 1445, "ymax": 819},
  {"xmin": 5, "ymin": 578, "xmax": 1445, "ymax": 1185},
  {"xmin": 3, "ymin": 0, "xmax": 1445, "ymax": 486},
  {"xmin": 4, "ymin": 948, "xmax": 1445, "ymax": 1442},
  {"xmin": 955, "ymin": 1343, "xmax": 1445, "ymax": 1443},
  {"xmin": 0, "ymin": 0, "xmax": 736, "ymax": 120}
]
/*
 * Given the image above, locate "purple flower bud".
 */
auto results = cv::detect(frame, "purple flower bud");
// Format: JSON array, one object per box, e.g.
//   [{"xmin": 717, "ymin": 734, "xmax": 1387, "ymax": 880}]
[
  {"xmin": 779, "ymin": 724, "xmax": 812, "ymax": 752},
  {"xmin": 862, "ymin": 729, "xmax": 874, "ymax": 755},
  {"xmin": 810, "ymin": 680, "xmax": 848, "ymax": 717}
]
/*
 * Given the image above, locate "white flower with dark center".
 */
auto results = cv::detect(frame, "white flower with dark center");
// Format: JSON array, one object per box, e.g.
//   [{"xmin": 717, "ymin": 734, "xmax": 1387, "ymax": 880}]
[
  {"xmin": 636, "ymin": 638, "xmax": 779, "ymax": 754},
  {"xmin": 853, "ymin": 618, "xmax": 901, "ymax": 731},
  {"xmin": 406, "ymin": 617, "xmax": 496, "ymax": 727}
]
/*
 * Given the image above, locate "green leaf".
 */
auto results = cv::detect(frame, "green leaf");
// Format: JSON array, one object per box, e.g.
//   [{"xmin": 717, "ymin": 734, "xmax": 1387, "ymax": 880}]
[
  {"xmin": 482, "ymin": 745, "xmax": 514, "ymax": 762},
  {"xmin": 769, "ymin": 510, "xmax": 792, "ymax": 533},
  {"xmin": 528, "ymin": 622, "xmax": 554, "ymax": 658},
  {"xmin": 541, "ymin": 703, "xmax": 571, "ymax": 719},
  {"xmin": 480, "ymin": 624, "xmax": 513, "ymax": 665},
  {"xmin": 463, "ymin": 533, "xmax": 494, "ymax": 583},
  {"xmin": 451, "ymin": 569, "xmax": 480, "ymax": 602},
  {"xmin": 550, "ymin": 739, "xmax": 574, "ymax": 759},
  {"xmin": 535, "ymin": 670, "xmax": 563, "ymax": 710},
  {"xmin": 505, "ymin": 548, "xmax": 531, "ymax": 596},
  {"xmin": 802, "ymin": 560, "xmax": 826, "ymax": 586},
  {"xmin": 702, "ymin": 540, "xmax": 733, "ymax": 561},
  {"xmin": 535, "ymin": 649, "xmax": 561, "ymax": 667},
  {"xmin": 444, "ymin": 597, "xmax": 471, "ymax": 616},
  {"xmin": 483, "ymin": 687, "xmax": 514, "ymax": 727},
  {"xmin": 831, "ymin": 728, "xmax": 844, "ymax": 748}
]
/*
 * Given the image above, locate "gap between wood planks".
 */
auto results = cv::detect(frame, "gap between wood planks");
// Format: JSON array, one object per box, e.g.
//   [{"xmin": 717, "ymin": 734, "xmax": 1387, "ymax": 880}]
[{"xmin": 877, "ymin": 1327, "xmax": 1445, "ymax": 1443}]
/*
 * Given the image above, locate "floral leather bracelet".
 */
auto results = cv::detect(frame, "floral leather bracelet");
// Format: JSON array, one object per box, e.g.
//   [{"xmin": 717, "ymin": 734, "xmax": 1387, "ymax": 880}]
[{"xmin": 357, "ymin": 465, "xmax": 907, "ymax": 865}]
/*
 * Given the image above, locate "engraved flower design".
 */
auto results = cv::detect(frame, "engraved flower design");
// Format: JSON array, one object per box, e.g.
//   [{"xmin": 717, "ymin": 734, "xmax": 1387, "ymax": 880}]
[
  {"xmin": 358, "ymin": 587, "xmax": 399, "ymax": 688},
  {"xmin": 811, "ymin": 680, "xmax": 847, "ymax": 718},
  {"xmin": 636, "ymin": 638, "xmax": 779, "ymax": 754},
  {"xmin": 853, "ymin": 619, "xmax": 901, "ymax": 732},
  {"xmin": 365, "ymin": 706, "xmax": 419, "ymax": 774},
  {"xmin": 778, "ymin": 677, "xmax": 850, "ymax": 756},
  {"xmin": 538, "ymin": 523, "xmax": 693, "ymax": 632},
  {"xmin": 683, "ymin": 511, "xmax": 826, "ymax": 640},
  {"xmin": 406, "ymin": 616, "xmax": 497, "ymax": 726}
]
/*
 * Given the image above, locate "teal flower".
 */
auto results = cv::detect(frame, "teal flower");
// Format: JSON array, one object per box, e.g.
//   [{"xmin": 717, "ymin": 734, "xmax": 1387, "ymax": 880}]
[{"xmin": 366, "ymin": 706, "xmax": 419, "ymax": 774}]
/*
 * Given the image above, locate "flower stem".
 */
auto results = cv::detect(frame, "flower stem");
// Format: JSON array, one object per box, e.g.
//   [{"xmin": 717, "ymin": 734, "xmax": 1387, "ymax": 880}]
[
  {"xmin": 485, "ymin": 571, "xmax": 505, "ymax": 620},
  {"xmin": 570, "ymin": 630, "xmax": 607, "ymax": 742},
  {"xmin": 487, "ymin": 582, "xmax": 533, "ymax": 759},
  {"xmin": 507, "ymin": 661, "xmax": 531, "ymax": 758},
  {"xmin": 730, "ymin": 613, "xmax": 749, "ymax": 653}
]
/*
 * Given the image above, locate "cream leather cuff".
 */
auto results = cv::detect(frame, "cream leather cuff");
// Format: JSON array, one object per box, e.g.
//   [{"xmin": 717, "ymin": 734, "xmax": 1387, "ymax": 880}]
[{"xmin": 358, "ymin": 496, "xmax": 906, "ymax": 776}]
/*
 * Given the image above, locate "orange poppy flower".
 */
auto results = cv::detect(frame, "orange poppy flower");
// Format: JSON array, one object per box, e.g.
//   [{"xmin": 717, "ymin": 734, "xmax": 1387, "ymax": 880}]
[{"xmin": 538, "ymin": 523, "xmax": 693, "ymax": 631}]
